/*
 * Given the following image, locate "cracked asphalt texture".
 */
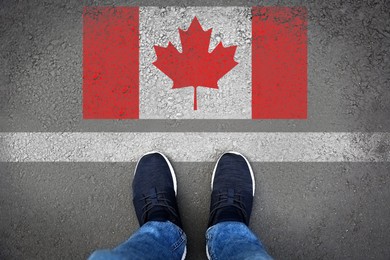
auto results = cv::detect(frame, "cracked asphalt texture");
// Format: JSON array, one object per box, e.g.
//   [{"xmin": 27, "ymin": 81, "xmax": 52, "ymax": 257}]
[{"xmin": 1, "ymin": 0, "xmax": 390, "ymax": 259}]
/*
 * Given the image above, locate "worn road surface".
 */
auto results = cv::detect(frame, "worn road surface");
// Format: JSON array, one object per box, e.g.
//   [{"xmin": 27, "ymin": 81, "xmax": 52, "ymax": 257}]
[{"xmin": 1, "ymin": 0, "xmax": 389, "ymax": 259}]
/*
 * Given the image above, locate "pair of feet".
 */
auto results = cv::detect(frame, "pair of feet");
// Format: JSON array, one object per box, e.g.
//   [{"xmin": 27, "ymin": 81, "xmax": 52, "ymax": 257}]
[{"xmin": 132, "ymin": 151, "xmax": 255, "ymax": 229}]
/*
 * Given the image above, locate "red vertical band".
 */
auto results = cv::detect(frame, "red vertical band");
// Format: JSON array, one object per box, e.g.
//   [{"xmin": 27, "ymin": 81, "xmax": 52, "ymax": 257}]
[
  {"xmin": 252, "ymin": 7, "xmax": 307, "ymax": 119},
  {"xmin": 83, "ymin": 7, "xmax": 139, "ymax": 119}
]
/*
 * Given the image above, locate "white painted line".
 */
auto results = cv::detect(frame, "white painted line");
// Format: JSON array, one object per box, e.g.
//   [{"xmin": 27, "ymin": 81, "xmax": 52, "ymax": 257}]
[{"xmin": 0, "ymin": 132, "xmax": 389, "ymax": 162}]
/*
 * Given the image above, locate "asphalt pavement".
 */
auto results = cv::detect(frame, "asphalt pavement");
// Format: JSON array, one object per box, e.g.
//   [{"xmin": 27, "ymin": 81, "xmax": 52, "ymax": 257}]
[{"xmin": 0, "ymin": 0, "xmax": 389, "ymax": 259}]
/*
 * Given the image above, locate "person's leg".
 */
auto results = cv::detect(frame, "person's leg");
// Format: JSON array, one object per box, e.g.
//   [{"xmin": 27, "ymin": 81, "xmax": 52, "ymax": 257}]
[
  {"xmin": 206, "ymin": 222, "xmax": 271, "ymax": 260},
  {"xmin": 206, "ymin": 152, "xmax": 273, "ymax": 260},
  {"xmin": 89, "ymin": 220, "xmax": 186, "ymax": 260},
  {"xmin": 89, "ymin": 152, "xmax": 187, "ymax": 260},
  {"xmin": 89, "ymin": 221, "xmax": 186, "ymax": 260}
]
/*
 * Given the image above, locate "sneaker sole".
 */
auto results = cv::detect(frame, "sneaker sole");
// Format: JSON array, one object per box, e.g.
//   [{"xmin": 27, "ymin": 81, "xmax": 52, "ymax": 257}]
[
  {"xmin": 182, "ymin": 246, "xmax": 187, "ymax": 260},
  {"xmin": 210, "ymin": 151, "xmax": 255, "ymax": 196},
  {"xmin": 134, "ymin": 151, "xmax": 178, "ymax": 196}
]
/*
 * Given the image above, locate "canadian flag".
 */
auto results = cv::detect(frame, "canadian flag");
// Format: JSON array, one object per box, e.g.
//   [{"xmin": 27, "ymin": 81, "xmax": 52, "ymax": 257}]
[{"xmin": 83, "ymin": 6, "xmax": 307, "ymax": 119}]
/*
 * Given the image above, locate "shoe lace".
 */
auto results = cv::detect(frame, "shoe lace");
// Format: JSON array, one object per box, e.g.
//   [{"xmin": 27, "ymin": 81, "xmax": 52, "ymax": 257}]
[
  {"xmin": 209, "ymin": 189, "xmax": 248, "ymax": 223},
  {"xmin": 139, "ymin": 190, "xmax": 178, "ymax": 223}
]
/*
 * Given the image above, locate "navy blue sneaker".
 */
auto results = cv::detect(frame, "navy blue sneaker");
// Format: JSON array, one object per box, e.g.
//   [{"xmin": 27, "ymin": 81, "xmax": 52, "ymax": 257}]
[
  {"xmin": 132, "ymin": 152, "xmax": 182, "ymax": 228},
  {"xmin": 208, "ymin": 151, "xmax": 255, "ymax": 227}
]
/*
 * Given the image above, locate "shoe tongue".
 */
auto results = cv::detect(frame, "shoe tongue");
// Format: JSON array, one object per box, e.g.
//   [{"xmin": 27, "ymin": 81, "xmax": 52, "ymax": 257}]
[
  {"xmin": 212, "ymin": 189, "xmax": 246, "ymax": 224},
  {"xmin": 217, "ymin": 207, "xmax": 243, "ymax": 222},
  {"xmin": 227, "ymin": 188, "xmax": 235, "ymax": 204},
  {"xmin": 148, "ymin": 206, "xmax": 171, "ymax": 222},
  {"xmin": 145, "ymin": 188, "xmax": 174, "ymax": 223},
  {"xmin": 147, "ymin": 188, "xmax": 181, "ymax": 225},
  {"xmin": 149, "ymin": 188, "xmax": 159, "ymax": 204}
]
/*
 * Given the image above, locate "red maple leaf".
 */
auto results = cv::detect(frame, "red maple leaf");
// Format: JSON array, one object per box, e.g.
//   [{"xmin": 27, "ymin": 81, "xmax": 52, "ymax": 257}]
[{"xmin": 153, "ymin": 17, "xmax": 238, "ymax": 110}]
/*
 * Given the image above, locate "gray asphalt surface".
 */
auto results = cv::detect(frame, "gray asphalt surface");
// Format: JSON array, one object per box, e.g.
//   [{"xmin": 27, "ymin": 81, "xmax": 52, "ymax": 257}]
[
  {"xmin": 1, "ymin": 162, "xmax": 390, "ymax": 259},
  {"xmin": 1, "ymin": 0, "xmax": 390, "ymax": 260},
  {"xmin": 0, "ymin": 0, "xmax": 389, "ymax": 131}
]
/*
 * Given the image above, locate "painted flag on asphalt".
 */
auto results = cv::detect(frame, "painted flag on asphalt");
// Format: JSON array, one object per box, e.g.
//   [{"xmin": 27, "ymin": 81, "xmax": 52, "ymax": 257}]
[{"xmin": 83, "ymin": 6, "xmax": 307, "ymax": 120}]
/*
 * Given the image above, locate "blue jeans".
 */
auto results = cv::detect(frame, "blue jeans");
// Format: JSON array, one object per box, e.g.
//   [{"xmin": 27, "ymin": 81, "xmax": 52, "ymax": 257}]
[{"xmin": 89, "ymin": 221, "xmax": 272, "ymax": 260}]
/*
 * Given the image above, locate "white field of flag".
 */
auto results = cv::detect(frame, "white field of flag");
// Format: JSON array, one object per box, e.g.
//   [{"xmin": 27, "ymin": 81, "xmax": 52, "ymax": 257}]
[{"xmin": 139, "ymin": 7, "xmax": 252, "ymax": 119}]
